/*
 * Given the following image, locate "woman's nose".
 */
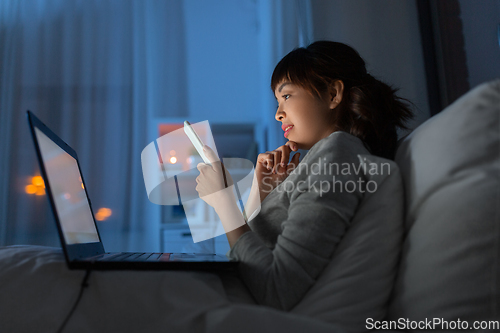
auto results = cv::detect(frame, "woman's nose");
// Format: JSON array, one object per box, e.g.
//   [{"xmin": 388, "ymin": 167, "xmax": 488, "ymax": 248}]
[{"xmin": 275, "ymin": 107, "xmax": 285, "ymax": 121}]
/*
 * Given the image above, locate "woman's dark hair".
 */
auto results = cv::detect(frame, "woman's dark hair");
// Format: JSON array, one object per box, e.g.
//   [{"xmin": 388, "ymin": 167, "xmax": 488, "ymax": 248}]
[{"xmin": 271, "ymin": 41, "xmax": 414, "ymax": 160}]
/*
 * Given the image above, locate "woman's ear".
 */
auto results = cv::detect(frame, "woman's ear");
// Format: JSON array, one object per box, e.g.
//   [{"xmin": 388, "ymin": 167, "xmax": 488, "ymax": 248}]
[{"xmin": 329, "ymin": 80, "xmax": 344, "ymax": 109}]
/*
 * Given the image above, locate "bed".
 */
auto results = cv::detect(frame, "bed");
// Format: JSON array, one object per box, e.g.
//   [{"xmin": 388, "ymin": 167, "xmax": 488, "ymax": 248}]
[
  {"xmin": 0, "ymin": 245, "xmax": 343, "ymax": 333},
  {"xmin": 1, "ymin": 80, "xmax": 499, "ymax": 333}
]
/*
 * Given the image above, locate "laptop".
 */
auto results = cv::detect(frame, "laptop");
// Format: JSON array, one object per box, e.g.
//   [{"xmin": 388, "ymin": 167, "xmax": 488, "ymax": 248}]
[{"xmin": 27, "ymin": 110, "xmax": 237, "ymax": 271}]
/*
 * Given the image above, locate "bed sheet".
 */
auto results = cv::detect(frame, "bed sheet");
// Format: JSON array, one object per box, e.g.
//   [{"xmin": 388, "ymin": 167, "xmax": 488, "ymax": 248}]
[{"xmin": 0, "ymin": 245, "xmax": 341, "ymax": 333}]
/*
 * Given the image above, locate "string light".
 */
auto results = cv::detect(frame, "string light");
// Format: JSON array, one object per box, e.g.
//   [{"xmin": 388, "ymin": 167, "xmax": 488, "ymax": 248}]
[
  {"xmin": 32, "ymin": 176, "xmax": 44, "ymax": 187},
  {"xmin": 25, "ymin": 185, "xmax": 37, "ymax": 194},
  {"xmin": 95, "ymin": 208, "xmax": 112, "ymax": 221},
  {"xmin": 25, "ymin": 175, "xmax": 45, "ymax": 196}
]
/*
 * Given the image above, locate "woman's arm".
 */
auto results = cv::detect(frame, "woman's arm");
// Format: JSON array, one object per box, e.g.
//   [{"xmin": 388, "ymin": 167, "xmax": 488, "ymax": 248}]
[
  {"xmin": 213, "ymin": 193, "xmax": 251, "ymax": 247},
  {"xmin": 228, "ymin": 184, "xmax": 357, "ymax": 310},
  {"xmin": 227, "ymin": 133, "xmax": 367, "ymax": 311},
  {"xmin": 193, "ymin": 146, "xmax": 255, "ymax": 247},
  {"xmin": 241, "ymin": 174, "xmax": 263, "ymax": 222}
]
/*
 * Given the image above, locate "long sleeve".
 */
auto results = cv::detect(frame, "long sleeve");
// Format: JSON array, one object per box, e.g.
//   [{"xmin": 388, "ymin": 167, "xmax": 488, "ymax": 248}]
[{"xmin": 228, "ymin": 132, "xmax": 367, "ymax": 310}]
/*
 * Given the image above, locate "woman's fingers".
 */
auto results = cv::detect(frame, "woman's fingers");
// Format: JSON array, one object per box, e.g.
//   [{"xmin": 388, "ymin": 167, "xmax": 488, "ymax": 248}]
[
  {"xmin": 264, "ymin": 150, "xmax": 283, "ymax": 174},
  {"xmin": 202, "ymin": 145, "xmax": 220, "ymax": 165},
  {"xmin": 258, "ymin": 152, "xmax": 280, "ymax": 173},
  {"xmin": 274, "ymin": 147, "xmax": 289, "ymax": 172},
  {"xmin": 257, "ymin": 142, "xmax": 299, "ymax": 174},
  {"xmin": 274, "ymin": 142, "xmax": 298, "ymax": 173},
  {"xmin": 197, "ymin": 162, "xmax": 211, "ymax": 174},
  {"xmin": 195, "ymin": 160, "xmax": 234, "ymax": 199},
  {"xmin": 271, "ymin": 150, "xmax": 282, "ymax": 174},
  {"xmin": 257, "ymin": 153, "xmax": 273, "ymax": 172},
  {"xmin": 285, "ymin": 141, "xmax": 298, "ymax": 151}
]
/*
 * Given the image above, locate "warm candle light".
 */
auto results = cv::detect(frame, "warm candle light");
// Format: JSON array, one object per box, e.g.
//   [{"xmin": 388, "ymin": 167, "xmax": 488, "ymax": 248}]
[{"xmin": 169, "ymin": 156, "xmax": 177, "ymax": 164}]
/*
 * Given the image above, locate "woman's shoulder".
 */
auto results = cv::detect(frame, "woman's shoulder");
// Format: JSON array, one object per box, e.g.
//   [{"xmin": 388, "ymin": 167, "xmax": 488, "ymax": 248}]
[
  {"xmin": 287, "ymin": 131, "xmax": 402, "ymax": 196},
  {"xmin": 304, "ymin": 131, "xmax": 370, "ymax": 162},
  {"xmin": 286, "ymin": 131, "xmax": 372, "ymax": 183}
]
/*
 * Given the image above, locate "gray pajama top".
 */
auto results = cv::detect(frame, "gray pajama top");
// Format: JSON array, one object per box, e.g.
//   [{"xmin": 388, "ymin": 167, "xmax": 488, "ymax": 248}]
[{"xmin": 228, "ymin": 131, "xmax": 372, "ymax": 310}]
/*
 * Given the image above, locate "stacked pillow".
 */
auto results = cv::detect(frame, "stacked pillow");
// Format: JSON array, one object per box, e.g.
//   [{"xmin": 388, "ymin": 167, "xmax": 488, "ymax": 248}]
[{"xmin": 388, "ymin": 80, "xmax": 500, "ymax": 328}]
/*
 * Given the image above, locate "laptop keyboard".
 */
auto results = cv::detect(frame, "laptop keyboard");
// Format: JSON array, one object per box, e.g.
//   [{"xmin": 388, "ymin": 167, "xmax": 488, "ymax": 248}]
[
  {"xmin": 89, "ymin": 252, "xmax": 223, "ymax": 263},
  {"xmin": 97, "ymin": 252, "xmax": 165, "ymax": 262}
]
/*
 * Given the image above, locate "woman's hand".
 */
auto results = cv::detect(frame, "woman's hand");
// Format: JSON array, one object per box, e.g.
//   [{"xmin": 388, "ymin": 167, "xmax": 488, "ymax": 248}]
[
  {"xmin": 195, "ymin": 145, "xmax": 250, "ymax": 245},
  {"xmin": 255, "ymin": 141, "xmax": 301, "ymax": 202},
  {"xmin": 195, "ymin": 145, "xmax": 235, "ymax": 209}
]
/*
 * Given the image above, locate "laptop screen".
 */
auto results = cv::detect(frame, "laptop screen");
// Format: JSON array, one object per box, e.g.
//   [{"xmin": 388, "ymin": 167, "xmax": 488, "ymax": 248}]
[{"xmin": 34, "ymin": 127, "xmax": 100, "ymax": 245}]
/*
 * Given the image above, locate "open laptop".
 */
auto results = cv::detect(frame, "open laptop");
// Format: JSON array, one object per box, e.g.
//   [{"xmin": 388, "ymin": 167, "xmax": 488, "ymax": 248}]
[{"xmin": 27, "ymin": 110, "xmax": 237, "ymax": 270}]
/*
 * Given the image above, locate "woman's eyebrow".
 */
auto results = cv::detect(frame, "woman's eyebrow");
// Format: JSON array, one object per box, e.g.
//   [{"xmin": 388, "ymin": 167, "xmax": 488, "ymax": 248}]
[{"xmin": 278, "ymin": 82, "xmax": 292, "ymax": 93}]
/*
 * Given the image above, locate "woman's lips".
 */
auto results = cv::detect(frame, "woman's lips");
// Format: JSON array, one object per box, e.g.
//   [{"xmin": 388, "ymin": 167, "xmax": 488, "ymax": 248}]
[{"xmin": 284, "ymin": 125, "xmax": 293, "ymax": 138}]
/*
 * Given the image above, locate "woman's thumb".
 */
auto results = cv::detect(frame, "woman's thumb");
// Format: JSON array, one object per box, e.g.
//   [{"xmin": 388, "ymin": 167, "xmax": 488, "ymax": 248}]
[{"xmin": 202, "ymin": 145, "xmax": 219, "ymax": 164}]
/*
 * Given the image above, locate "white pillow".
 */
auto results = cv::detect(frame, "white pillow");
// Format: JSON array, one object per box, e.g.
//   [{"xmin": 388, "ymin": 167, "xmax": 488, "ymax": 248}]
[
  {"xmin": 291, "ymin": 155, "xmax": 404, "ymax": 333},
  {"xmin": 388, "ymin": 80, "xmax": 500, "ymax": 325}
]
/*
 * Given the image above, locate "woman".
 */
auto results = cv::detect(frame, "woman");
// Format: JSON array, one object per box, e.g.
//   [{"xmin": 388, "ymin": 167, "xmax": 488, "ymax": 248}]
[{"xmin": 195, "ymin": 41, "xmax": 413, "ymax": 311}]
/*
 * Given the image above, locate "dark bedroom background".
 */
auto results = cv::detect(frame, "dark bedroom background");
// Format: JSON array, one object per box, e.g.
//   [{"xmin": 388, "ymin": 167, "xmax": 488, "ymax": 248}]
[{"xmin": 0, "ymin": 0, "xmax": 498, "ymax": 252}]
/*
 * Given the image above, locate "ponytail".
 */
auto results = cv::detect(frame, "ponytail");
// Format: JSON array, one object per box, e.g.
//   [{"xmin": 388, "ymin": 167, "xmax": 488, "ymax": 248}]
[{"xmin": 338, "ymin": 74, "xmax": 413, "ymax": 160}]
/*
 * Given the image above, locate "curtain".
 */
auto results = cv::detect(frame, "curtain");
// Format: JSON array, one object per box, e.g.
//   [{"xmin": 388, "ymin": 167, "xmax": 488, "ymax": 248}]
[
  {"xmin": 0, "ymin": 0, "xmax": 313, "ymax": 251},
  {"xmin": 0, "ymin": 0, "xmax": 187, "ymax": 251},
  {"xmin": 256, "ymin": 0, "xmax": 314, "ymax": 151}
]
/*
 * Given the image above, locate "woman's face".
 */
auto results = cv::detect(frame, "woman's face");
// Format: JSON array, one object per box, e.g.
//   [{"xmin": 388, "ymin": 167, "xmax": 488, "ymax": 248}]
[{"xmin": 274, "ymin": 81, "xmax": 337, "ymax": 150}]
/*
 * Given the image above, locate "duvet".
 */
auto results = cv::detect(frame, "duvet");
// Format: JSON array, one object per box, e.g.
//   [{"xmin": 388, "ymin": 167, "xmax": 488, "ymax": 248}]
[{"xmin": 0, "ymin": 245, "xmax": 339, "ymax": 333}]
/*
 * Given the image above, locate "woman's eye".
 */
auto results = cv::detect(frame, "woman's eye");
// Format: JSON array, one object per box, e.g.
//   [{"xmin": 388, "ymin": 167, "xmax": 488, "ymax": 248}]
[{"xmin": 283, "ymin": 94, "xmax": 290, "ymax": 100}]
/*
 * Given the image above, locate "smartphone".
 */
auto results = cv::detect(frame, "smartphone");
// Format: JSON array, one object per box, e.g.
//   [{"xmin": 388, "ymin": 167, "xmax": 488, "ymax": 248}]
[{"xmin": 184, "ymin": 120, "xmax": 212, "ymax": 165}]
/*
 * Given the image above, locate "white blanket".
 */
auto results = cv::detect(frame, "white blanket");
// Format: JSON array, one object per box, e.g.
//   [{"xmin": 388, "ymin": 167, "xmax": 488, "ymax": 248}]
[{"xmin": 0, "ymin": 245, "xmax": 342, "ymax": 333}]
